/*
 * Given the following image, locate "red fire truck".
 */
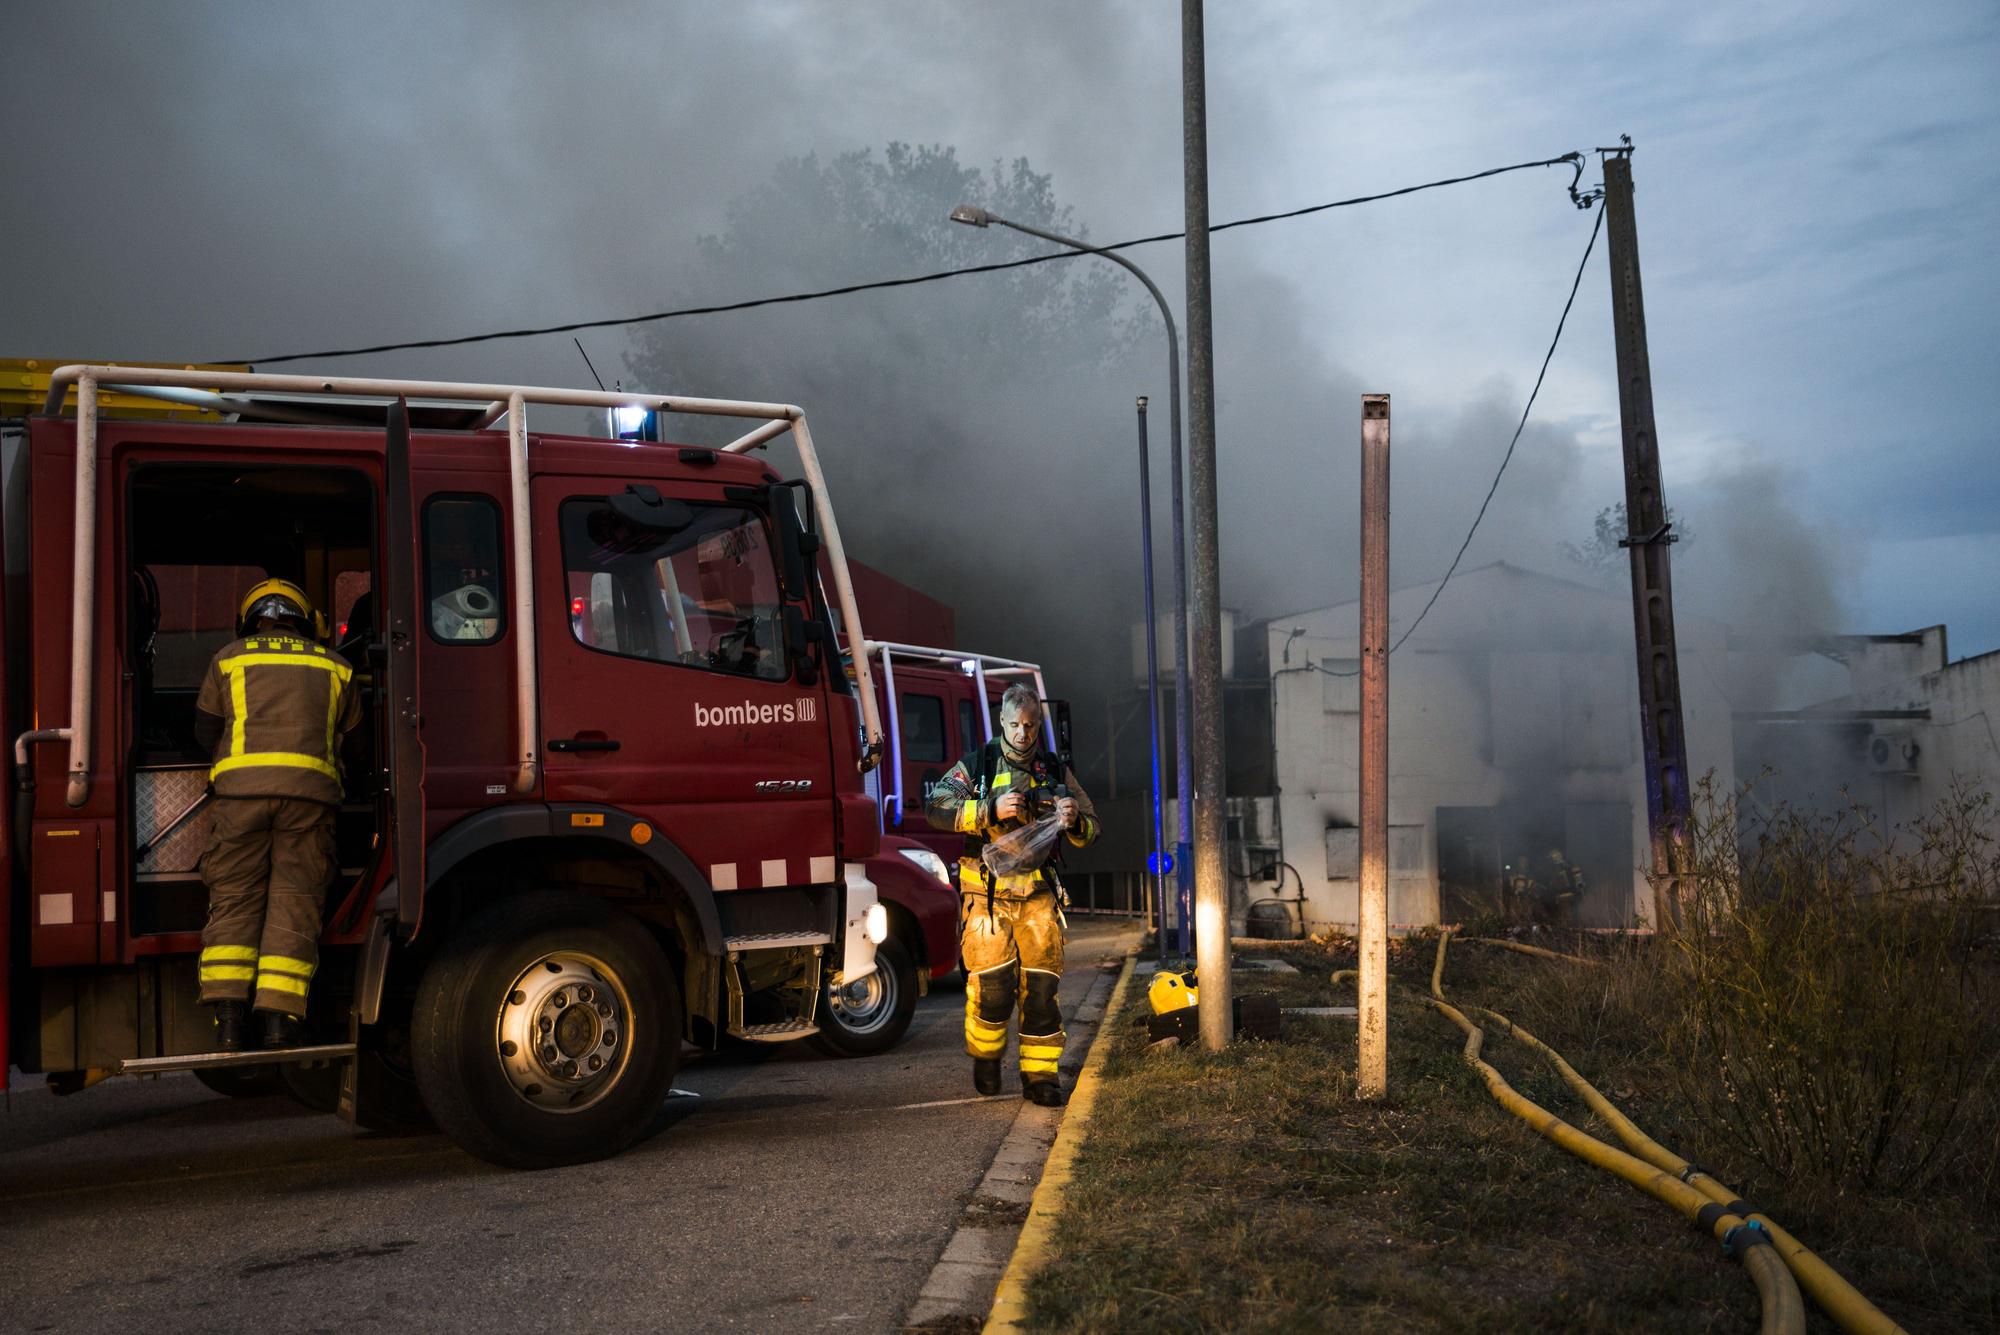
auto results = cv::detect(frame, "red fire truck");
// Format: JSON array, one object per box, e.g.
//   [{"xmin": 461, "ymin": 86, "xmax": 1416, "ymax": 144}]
[{"xmin": 1, "ymin": 362, "xmax": 902, "ymax": 1167}]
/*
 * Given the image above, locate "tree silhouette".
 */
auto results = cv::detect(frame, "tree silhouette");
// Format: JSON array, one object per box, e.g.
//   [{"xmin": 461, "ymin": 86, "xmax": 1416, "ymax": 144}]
[{"xmin": 1560, "ymin": 501, "xmax": 1693, "ymax": 583}]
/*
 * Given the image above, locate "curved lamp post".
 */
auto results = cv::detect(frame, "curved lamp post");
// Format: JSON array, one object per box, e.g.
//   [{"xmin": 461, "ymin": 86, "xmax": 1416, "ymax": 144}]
[{"xmin": 948, "ymin": 205, "xmax": 1195, "ymax": 955}]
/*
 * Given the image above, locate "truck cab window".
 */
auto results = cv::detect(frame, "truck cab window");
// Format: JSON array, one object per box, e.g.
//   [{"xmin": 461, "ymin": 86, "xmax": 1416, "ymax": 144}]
[
  {"xmin": 959, "ymin": 698, "xmax": 979, "ymax": 755},
  {"xmin": 424, "ymin": 495, "xmax": 504, "ymax": 643},
  {"xmin": 560, "ymin": 498, "xmax": 788, "ymax": 681},
  {"xmin": 900, "ymin": 693, "xmax": 947, "ymax": 763}
]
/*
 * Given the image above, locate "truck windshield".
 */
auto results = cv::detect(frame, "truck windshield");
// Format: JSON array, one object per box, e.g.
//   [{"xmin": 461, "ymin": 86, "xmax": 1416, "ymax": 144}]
[{"xmin": 559, "ymin": 498, "xmax": 788, "ymax": 682}]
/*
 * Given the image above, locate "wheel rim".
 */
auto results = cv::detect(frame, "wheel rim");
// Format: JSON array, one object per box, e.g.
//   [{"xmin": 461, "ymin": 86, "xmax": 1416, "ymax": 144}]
[
  {"xmin": 827, "ymin": 954, "xmax": 900, "ymax": 1036},
  {"xmin": 493, "ymin": 951, "xmax": 635, "ymax": 1113}
]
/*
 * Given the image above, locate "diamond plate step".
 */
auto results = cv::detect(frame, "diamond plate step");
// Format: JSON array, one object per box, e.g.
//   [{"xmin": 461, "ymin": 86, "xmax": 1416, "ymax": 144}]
[
  {"xmin": 724, "ymin": 931, "xmax": 831, "ymax": 952},
  {"xmin": 732, "ymin": 1019, "xmax": 819, "ymax": 1043}
]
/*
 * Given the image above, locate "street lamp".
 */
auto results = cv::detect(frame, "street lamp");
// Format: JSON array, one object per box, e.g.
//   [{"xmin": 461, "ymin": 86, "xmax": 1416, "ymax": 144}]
[{"xmin": 949, "ymin": 203, "xmax": 1196, "ymax": 957}]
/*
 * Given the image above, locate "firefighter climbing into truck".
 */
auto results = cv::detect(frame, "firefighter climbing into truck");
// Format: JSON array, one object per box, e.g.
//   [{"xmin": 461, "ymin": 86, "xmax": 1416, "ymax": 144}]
[
  {"xmin": 192, "ymin": 579, "xmax": 363, "ymax": 1051},
  {"xmin": 1, "ymin": 359, "xmax": 900, "ymax": 1167}
]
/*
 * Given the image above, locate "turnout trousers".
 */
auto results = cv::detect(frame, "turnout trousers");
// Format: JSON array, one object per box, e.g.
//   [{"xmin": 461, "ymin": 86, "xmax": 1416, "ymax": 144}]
[
  {"xmin": 197, "ymin": 796, "xmax": 338, "ymax": 1018},
  {"xmin": 959, "ymin": 888, "xmax": 1066, "ymax": 1089}
]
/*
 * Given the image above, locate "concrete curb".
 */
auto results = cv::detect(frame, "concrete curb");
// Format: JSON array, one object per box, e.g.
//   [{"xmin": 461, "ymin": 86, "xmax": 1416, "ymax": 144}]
[
  {"xmin": 981, "ymin": 952, "xmax": 1137, "ymax": 1332},
  {"xmin": 902, "ymin": 950, "xmax": 1129, "ymax": 1331}
]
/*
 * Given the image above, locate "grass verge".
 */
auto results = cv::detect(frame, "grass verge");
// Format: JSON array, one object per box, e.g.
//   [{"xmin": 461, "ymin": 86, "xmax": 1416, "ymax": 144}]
[{"xmin": 1021, "ymin": 936, "xmax": 1996, "ymax": 1333}]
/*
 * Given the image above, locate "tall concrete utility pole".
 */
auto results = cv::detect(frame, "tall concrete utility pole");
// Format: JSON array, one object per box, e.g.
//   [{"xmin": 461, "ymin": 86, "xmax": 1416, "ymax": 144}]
[
  {"xmin": 1183, "ymin": 0, "xmax": 1230, "ymax": 1050},
  {"xmin": 1602, "ymin": 147, "xmax": 1693, "ymax": 927},
  {"xmin": 1357, "ymin": 395, "xmax": 1391, "ymax": 1099}
]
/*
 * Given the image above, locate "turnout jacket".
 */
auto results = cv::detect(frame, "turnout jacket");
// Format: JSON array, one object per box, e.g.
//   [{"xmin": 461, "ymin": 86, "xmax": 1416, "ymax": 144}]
[
  {"xmin": 194, "ymin": 632, "xmax": 362, "ymax": 804},
  {"xmin": 924, "ymin": 739, "xmax": 1099, "ymax": 898}
]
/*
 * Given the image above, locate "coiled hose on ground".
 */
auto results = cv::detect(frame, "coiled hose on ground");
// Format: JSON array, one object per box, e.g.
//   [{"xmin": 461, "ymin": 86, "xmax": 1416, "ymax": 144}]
[
  {"xmin": 1425, "ymin": 932, "xmax": 1904, "ymax": 1335},
  {"xmin": 1421, "ymin": 935, "xmax": 1805, "ymax": 1334}
]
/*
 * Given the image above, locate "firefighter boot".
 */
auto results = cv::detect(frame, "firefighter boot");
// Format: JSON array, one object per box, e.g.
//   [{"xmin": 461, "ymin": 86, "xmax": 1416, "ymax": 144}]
[
  {"xmin": 211, "ymin": 999, "xmax": 248, "ymax": 1053},
  {"xmin": 1023, "ymin": 1078, "xmax": 1066, "ymax": 1107},
  {"xmin": 1017, "ymin": 966, "xmax": 1067, "ymax": 1107},
  {"xmin": 260, "ymin": 1009, "xmax": 305, "ymax": 1050},
  {"xmin": 973, "ymin": 1058, "xmax": 1002, "ymax": 1096}
]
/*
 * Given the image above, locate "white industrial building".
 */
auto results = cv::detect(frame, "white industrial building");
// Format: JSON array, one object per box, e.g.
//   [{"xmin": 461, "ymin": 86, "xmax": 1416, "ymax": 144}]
[
  {"xmin": 1235, "ymin": 562, "xmax": 1736, "ymax": 934},
  {"xmin": 1733, "ymin": 626, "xmax": 2000, "ymax": 837},
  {"xmin": 1077, "ymin": 567, "xmax": 2000, "ymax": 936}
]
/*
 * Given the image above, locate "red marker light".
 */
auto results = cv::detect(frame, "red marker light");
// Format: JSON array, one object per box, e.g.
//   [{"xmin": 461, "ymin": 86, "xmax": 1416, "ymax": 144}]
[{"xmin": 570, "ymin": 597, "xmax": 586, "ymax": 617}]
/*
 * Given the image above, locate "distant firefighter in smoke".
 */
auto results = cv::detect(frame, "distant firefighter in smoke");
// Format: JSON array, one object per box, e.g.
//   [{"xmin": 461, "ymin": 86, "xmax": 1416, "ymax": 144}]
[{"xmin": 1503, "ymin": 847, "xmax": 1584, "ymax": 929}]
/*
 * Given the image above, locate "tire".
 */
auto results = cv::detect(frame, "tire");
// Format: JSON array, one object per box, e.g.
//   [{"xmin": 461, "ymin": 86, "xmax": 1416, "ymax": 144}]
[
  {"xmin": 193, "ymin": 1065, "xmax": 283, "ymax": 1099},
  {"xmin": 811, "ymin": 934, "xmax": 918, "ymax": 1057},
  {"xmin": 412, "ymin": 891, "xmax": 681, "ymax": 1169}
]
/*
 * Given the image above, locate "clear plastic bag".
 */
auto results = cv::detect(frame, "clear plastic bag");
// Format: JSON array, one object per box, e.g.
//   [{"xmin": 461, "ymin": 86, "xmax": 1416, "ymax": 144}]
[{"xmin": 981, "ymin": 814, "xmax": 1066, "ymax": 877}]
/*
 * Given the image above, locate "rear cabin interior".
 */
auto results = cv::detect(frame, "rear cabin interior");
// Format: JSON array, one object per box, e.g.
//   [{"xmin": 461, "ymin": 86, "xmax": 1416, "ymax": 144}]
[{"xmin": 124, "ymin": 463, "xmax": 380, "ymax": 937}]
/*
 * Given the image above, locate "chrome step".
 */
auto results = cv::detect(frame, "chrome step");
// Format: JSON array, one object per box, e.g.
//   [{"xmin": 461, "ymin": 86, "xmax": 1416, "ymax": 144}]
[
  {"xmin": 724, "ymin": 931, "xmax": 831, "ymax": 953},
  {"xmin": 120, "ymin": 1043, "xmax": 357, "ymax": 1076},
  {"xmin": 732, "ymin": 1019, "xmax": 819, "ymax": 1043}
]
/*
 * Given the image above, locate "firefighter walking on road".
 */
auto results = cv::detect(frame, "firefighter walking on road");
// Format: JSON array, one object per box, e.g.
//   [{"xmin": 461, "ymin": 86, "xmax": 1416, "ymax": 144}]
[
  {"xmin": 926, "ymin": 684, "xmax": 1098, "ymax": 1106},
  {"xmin": 193, "ymin": 580, "xmax": 362, "ymax": 1051}
]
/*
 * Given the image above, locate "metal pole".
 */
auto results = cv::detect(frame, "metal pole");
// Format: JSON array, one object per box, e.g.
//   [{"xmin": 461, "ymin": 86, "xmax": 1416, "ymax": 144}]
[
  {"xmin": 1602, "ymin": 149, "xmax": 1692, "ymax": 930},
  {"xmin": 1358, "ymin": 395, "xmax": 1391, "ymax": 1099},
  {"xmin": 1168, "ymin": 370, "xmax": 1193, "ymax": 966},
  {"xmin": 1137, "ymin": 397, "xmax": 1170, "ymax": 966},
  {"xmin": 1183, "ymin": 0, "xmax": 1231, "ymax": 1050}
]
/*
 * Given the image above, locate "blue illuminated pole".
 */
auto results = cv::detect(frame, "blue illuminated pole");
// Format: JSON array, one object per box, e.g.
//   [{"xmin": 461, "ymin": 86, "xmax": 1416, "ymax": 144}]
[{"xmin": 1136, "ymin": 397, "xmax": 1169, "ymax": 963}]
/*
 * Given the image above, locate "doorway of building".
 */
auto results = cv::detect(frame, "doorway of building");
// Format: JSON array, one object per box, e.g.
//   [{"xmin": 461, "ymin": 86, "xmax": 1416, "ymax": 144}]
[
  {"xmin": 1436, "ymin": 806, "xmax": 1503, "ymax": 925},
  {"xmin": 1563, "ymin": 802, "xmax": 1634, "ymax": 927}
]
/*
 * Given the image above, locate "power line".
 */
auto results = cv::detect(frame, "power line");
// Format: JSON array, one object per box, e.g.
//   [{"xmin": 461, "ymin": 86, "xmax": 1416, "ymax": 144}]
[
  {"xmin": 236, "ymin": 153, "xmax": 1581, "ymax": 366},
  {"xmin": 1311, "ymin": 204, "xmax": 1604, "ymax": 679},
  {"xmin": 1382, "ymin": 202, "xmax": 1607, "ymax": 657}
]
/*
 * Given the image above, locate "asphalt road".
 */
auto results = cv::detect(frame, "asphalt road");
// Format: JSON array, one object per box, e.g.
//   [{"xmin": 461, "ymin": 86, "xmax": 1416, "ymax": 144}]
[{"xmin": 0, "ymin": 917, "xmax": 1137, "ymax": 1334}]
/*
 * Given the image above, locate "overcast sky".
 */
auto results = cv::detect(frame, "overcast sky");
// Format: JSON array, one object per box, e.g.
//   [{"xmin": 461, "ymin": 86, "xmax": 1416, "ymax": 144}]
[{"xmin": 6, "ymin": 1, "xmax": 1996, "ymax": 663}]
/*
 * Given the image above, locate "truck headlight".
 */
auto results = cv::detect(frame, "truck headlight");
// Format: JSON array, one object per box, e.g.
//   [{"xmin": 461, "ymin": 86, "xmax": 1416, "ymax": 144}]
[
  {"xmin": 865, "ymin": 901, "xmax": 889, "ymax": 944},
  {"xmin": 896, "ymin": 846, "xmax": 952, "ymax": 886}
]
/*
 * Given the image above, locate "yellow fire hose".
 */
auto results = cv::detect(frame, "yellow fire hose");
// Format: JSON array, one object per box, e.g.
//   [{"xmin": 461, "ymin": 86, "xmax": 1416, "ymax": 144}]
[
  {"xmin": 1418, "ymin": 934, "xmax": 1806, "ymax": 1334},
  {"xmin": 1459, "ymin": 935, "xmax": 1604, "ymax": 966},
  {"xmin": 1431, "ymin": 935, "xmax": 1904, "ymax": 1335}
]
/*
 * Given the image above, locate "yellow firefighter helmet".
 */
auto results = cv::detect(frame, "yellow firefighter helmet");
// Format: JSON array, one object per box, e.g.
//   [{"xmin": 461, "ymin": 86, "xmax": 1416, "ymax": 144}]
[
  {"xmin": 1148, "ymin": 970, "xmax": 1199, "ymax": 1015},
  {"xmin": 237, "ymin": 578, "xmax": 328, "ymax": 641}
]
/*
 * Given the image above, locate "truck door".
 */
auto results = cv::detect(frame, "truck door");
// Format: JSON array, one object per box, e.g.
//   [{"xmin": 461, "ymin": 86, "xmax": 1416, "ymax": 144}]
[
  {"xmin": 534, "ymin": 478, "xmax": 837, "ymax": 893},
  {"xmin": 383, "ymin": 401, "xmax": 426, "ymax": 932},
  {"xmin": 894, "ymin": 676, "xmax": 951, "ymax": 835}
]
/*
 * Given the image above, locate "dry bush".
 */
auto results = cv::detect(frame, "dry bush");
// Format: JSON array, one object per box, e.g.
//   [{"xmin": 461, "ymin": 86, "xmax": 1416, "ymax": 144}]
[{"xmin": 1659, "ymin": 776, "xmax": 2000, "ymax": 1197}]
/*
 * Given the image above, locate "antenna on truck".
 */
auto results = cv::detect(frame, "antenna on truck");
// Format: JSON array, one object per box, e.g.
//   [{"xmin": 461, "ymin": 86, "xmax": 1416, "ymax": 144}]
[{"xmin": 574, "ymin": 338, "xmax": 607, "ymax": 391}]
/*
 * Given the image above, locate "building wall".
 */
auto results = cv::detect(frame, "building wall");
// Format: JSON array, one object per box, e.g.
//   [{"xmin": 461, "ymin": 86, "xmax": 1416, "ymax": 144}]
[
  {"xmin": 1245, "ymin": 565, "xmax": 1735, "ymax": 933},
  {"xmin": 1916, "ymin": 647, "xmax": 2000, "ymax": 819}
]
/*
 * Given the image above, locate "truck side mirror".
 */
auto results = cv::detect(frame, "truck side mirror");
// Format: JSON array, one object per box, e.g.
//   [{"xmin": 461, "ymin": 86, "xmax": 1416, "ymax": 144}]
[{"xmin": 767, "ymin": 483, "xmax": 811, "ymax": 602}]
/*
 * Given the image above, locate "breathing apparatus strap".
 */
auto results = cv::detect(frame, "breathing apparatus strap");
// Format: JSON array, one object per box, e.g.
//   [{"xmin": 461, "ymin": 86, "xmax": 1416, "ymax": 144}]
[{"xmin": 976, "ymin": 739, "xmax": 1003, "ymax": 920}]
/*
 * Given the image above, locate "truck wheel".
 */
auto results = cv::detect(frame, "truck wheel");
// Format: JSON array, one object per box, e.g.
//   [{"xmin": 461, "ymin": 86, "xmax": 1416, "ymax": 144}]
[
  {"xmin": 812, "ymin": 935, "xmax": 917, "ymax": 1057},
  {"xmin": 412, "ymin": 891, "xmax": 681, "ymax": 1169},
  {"xmin": 193, "ymin": 1065, "xmax": 283, "ymax": 1099}
]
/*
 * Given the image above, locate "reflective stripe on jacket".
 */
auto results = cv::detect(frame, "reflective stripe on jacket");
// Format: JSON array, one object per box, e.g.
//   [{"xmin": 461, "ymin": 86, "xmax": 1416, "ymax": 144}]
[{"xmin": 195, "ymin": 634, "xmax": 362, "ymax": 802}]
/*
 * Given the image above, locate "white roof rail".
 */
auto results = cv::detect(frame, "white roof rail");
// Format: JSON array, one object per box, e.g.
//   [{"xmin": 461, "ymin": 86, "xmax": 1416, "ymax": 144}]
[{"xmin": 858, "ymin": 639, "xmax": 1054, "ymax": 827}]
